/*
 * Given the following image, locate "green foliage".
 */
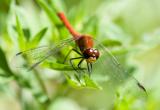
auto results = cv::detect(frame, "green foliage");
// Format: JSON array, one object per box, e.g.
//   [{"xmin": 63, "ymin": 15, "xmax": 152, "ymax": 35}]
[
  {"xmin": 65, "ymin": 74, "xmax": 102, "ymax": 90},
  {"xmin": 0, "ymin": 0, "xmax": 160, "ymax": 110},
  {"xmin": 0, "ymin": 48, "xmax": 13, "ymax": 77},
  {"xmin": 102, "ymin": 39, "xmax": 122, "ymax": 47},
  {"xmin": 15, "ymin": 15, "xmax": 26, "ymax": 50},
  {"xmin": 36, "ymin": 0, "xmax": 61, "ymax": 25},
  {"xmin": 29, "ymin": 27, "xmax": 48, "ymax": 48}
]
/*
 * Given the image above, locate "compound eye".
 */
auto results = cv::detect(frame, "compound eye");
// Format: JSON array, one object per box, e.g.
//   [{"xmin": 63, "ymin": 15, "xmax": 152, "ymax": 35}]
[
  {"xmin": 93, "ymin": 49, "xmax": 100, "ymax": 59},
  {"xmin": 83, "ymin": 48, "xmax": 93, "ymax": 59},
  {"xmin": 83, "ymin": 48, "xmax": 100, "ymax": 59}
]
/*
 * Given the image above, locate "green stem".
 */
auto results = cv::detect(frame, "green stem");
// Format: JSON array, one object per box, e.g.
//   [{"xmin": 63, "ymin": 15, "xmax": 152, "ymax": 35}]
[{"xmin": 24, "ymin": 56, "xmax": 50, "ymax": 108}]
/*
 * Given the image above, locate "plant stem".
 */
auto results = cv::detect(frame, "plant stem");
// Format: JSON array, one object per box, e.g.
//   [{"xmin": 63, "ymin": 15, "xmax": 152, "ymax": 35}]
[
  {"xmin": 33, "ymin": 69, "xmax": 48, "ymax": 95},
  {"xmin": 24, "ymin": 56, "xmax": 50, "ymax": 103}
]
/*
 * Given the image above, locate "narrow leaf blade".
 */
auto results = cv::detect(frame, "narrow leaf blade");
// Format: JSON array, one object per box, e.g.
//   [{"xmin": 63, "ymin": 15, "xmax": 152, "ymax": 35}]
[
  {"xmin": 30, "ymin": 27, "xmax": 48, "ymax": 47},
  {"xmin": 36, "ymin": 0, "xmax": 61, "ymax": 25},
  {"xmin": 0, "ymin": 48, "xmax": 13, "ymax": 77},
  {"xmin": 16, "ymin": 15, "xmax": 26, "ymax": 50}
]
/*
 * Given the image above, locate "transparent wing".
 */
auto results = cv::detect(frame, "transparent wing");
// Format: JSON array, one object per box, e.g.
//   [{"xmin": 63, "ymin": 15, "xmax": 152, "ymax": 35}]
[
  {"xmin": 92, "ymin": 44, "xmax": 128, "ymax": 83},
  {"xmin": 92, "ymin": 40, "xmax": 146, "ymax": 93},
  {"xmin": 13, "ymin": 38, "xmax": 75, "ymax": 71}
]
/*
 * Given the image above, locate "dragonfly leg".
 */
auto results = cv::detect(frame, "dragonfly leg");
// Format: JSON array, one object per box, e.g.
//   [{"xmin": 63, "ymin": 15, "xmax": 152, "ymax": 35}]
[
  {"xmin": 87, "ymin": 63, "xmax": 92, "ymax": 76},
  {"xmin": 70, "ymin": 57, "xmax": 84, "ymax": 73},
  {"xmin": 77, "ymin": 59, "xmax": 84, "ymax": 68},
  {"xmin": 63, "ymin": 49, "xmax": 73, "ymax": 63},
  {"xmin": 77, "ymin": 59, "xmax": 86, "ymax": 73},
  {"xmin": 90, "ymin": 63, "xmax": 92, "ymax": 72},
  {"xmin": 72, "ymin": 48, "xmax": 82, "ymax": 56},
  {"xmin": 63, "ymin": 48, "xmax": 82, "ymax": 63}
]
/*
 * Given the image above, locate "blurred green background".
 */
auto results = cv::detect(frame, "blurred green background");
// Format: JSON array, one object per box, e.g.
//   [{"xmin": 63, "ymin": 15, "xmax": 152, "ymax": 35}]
[{"xmin": 0, "ymin": 0, "xmax": 160, "ymax": 110}]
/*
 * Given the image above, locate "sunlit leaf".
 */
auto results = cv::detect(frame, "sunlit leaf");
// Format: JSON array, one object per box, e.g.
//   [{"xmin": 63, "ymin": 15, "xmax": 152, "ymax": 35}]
[
  {"xmin": 51, "ymin": 0, "xmax": 65, "ymax": 12},
  {"xmin": 16, "ymin": 15, "xmax": 26, "ymax": 50},
  {"xmin": 83, "ymin": 75, "xmax": 102, "ymax": 90},
  {"xmin": 13, "ymin": 26, "xmax": 31, "ymax": 41},
  {"xmin": 42, "ymin": 61, "xmax": 74, "ymax": 71},
  {"xmin": 30, "ymin": 27, "xmax": 48, "ymax": 47},
  {"xmin": 102, "ymin": 39, "xmax": 122, "ymax": 47},
  {"xmin": 82, "ymin": 16, "xmax": 99, "ymax": 36},
  {"xmin": 65, "ymin": 74, "xmax": 82, "ymax": 89},
  {"xmin": 36, "ymin": 0, "xmax": 61, "ymax": 25},
  {"xmin": 65, "ymin": 73, "xmax": 102, "ymax": 90},
  {"xmin": 36, "ymin": 0, "xmax": 69, "ymax": 40}
]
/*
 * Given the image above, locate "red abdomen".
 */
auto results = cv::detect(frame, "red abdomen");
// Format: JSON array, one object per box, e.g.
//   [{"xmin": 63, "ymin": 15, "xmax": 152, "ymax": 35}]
[{"xmin": 76, "ymin": 35, "xmax": 94, "ymax": 52}]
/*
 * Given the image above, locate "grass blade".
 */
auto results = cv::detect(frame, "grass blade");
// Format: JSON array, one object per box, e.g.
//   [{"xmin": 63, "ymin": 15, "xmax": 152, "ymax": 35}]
[
  {"xmin": 30, "ymin": 27, "xmax": 48, "ymax": 47},
  {"xmin": 16, "ymin": 15, "xmax": 26, "ymax": 50},
  {"xmin": 36, "ymin": 0, "xmax": 61, "ymax": 25}
]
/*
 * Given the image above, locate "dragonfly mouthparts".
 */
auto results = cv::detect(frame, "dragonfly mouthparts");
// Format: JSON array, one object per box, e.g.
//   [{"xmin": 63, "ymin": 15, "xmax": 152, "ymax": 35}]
[{"xmin": 86, "ymin": 57, "xmax": 97, "ymax": 63}]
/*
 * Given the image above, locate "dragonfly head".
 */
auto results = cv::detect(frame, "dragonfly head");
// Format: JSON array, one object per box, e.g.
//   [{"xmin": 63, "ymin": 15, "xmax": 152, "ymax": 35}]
[{"xmin": 83, "ymin": 48, "xmax": 100, "ymax": 63}]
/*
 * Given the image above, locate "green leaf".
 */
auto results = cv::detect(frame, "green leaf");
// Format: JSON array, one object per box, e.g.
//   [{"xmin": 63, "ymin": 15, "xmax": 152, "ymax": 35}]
[
  {"xmin": 42, "ymin": 61, "xmax": 74, "ymax": 71},
  {"xmin": 65, "ymin": 73, "xmax": 102, "ymax": 90},
  {"xmin": 111, "ymin": 49, "xmax": 128, "ymax": 56},
  {"xmin": 102, "ymin": 39, "xmax": 122, "ymax": 47},
  {"xmin": 0, "ymin": 48, "xmax": 13, "ymax": 77},
  {"xmin": 36, "ymin": 0, "xmax": 61, "ymax": 25},
  {"xmin": 51, "ymin": 0, "xmax": 65, "ymax": 12},
  {"xmin": 33, "ymin": 92, "xmax": 49, "ymax": 103},
  {"xmin": 23, "ymin": 28, "xmax": 31, "ymax": 41},
  {"xmin": 43, "ymin": 61, "xmax": 87, "ymax": 71},
  {"xmin": 36, "ymin": 0, "xmax": 72, "ymax": 40},
  {"xmin": 16, "ymin": 15, "xmax": 26, "ymax": 50},
  {"xmin": 82, "ymin": 16, "xmax": 99, "ymax": 36},
  {"xmin": 29, "ymin": 27, "xmax": 48, "ymax": 47},
  {"xmin": 65, "ymin": 74, "xmax": 82, "ymax": 89},
  {"xmin": 13, "ymin": 26, "xmax": 31, "ymax": 41},
  {"xmin": 83, "ymin": 75, "xmax": 102, "ymax": 90}
]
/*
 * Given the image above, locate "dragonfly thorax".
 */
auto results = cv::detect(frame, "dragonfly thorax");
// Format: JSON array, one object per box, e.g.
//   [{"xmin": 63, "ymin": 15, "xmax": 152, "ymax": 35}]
[{"xmin": 83, "ymin": 48, "xmax": 100, "ymax": 63}]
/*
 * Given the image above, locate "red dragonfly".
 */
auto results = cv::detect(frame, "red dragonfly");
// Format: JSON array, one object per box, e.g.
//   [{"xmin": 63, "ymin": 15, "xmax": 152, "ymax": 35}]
[{"xmin": 16, "ymin": 12, "xmax": 146, "ymax": 93}]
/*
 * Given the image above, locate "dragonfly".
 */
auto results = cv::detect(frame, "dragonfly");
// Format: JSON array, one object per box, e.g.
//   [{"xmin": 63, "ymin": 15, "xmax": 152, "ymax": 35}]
[{"xmin": 15, "ymin": 12, "xmax": 146, "ymax": 93}]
